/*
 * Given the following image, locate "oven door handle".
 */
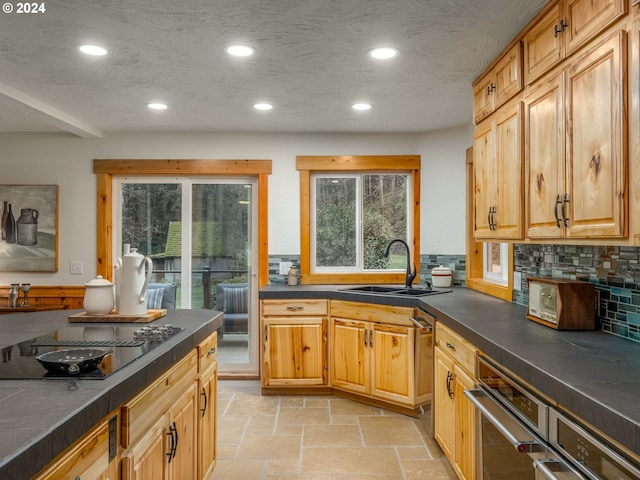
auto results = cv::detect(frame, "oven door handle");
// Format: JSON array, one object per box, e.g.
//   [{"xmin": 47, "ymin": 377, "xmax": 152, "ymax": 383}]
[
  {"xmin": 464, "ymin": 388, "xmax": 543, "ymax": 453},
  {"xmin": 533, "ymin": 458, "xmax": 587, "ymax": 480}
]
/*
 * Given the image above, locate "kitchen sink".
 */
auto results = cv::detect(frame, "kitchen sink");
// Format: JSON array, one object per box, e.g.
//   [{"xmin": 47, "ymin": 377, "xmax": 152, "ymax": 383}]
[{"xmin": 341, "ymin": 285, "xmax": 445, "ymax": 297}]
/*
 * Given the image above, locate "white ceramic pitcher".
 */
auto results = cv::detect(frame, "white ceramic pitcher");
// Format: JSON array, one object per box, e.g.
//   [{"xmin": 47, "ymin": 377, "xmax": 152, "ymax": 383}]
[{"xmin": 116, "ymin": 246, "xmax": 153, "ymax": 315}]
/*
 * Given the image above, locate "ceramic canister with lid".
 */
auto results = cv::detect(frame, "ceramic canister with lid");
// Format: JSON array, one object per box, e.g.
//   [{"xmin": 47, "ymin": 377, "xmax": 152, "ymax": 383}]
[
  {"xmin": 83, "ymin": 275, "xmax": 115, "ymax": 315},
  {"xmin": 431, "ymin": 265, "xmax": 452, "ymax": 288}
]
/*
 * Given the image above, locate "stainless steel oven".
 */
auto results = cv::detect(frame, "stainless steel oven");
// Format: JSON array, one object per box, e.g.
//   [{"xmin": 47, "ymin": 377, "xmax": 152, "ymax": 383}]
[{"xmin": 465, "ymin": 357, "xmax": 586, "ymax": 479}]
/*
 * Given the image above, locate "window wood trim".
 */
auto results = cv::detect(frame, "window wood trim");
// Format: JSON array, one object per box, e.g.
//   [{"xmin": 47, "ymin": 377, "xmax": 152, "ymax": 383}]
[
  {"xmin": 465, "ymin": 147, "xmax": 513, "ymax": 301},
  {"xmin": 297, "ymin": 155, "xmax": 421, "ymax": 285},
  {"xmin": 93, "ymin": 159, "xmax": 272, "ymax": 288}
]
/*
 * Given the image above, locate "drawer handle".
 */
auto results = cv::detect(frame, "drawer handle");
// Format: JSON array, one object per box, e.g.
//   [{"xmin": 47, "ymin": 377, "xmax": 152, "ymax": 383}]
[
  {"xmin": 446, "ymin": 342, "xmax": 456, "ymax": 350},
  {"xmin": 286, "ymin": 305, "xmax": 304, "ymax": 311},
  {"xmin": 166, "ymin": 424, "xmax": 176, "ymax": 463},
  {"xmin": 207, "ymin": 346, "xmax": 216, "ymax": 357}
]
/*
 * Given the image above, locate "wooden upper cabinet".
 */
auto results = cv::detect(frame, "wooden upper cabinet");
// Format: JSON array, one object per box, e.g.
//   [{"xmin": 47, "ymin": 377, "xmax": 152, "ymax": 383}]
[
  {"xmin": 565, "ymin": 30, "xmax": 627, "ymax": 238},
  {"xmin": 524, "ymin": 3, "xmax": 564, "ymax": 84},
  {"xmin": 564, "ymin": 0, "xmax": 627, "ymax": 53},
  {"xmin": 524, "ymin": 0, "xmax": 626, "ymax": 84},
  {"xmin": 526, "ymin": 29, "xmax": 627, "ymax": 239},
  {"xmin": 526, "ymin": 69, "xmax": 567, "ymax": 238},
  {"xmin": 473, "ymin": 42, "xmax": 523, "ymax": 124},
  {"xmin": 473, "ymin": 100, "xmax": 524, "ymax": 240}
]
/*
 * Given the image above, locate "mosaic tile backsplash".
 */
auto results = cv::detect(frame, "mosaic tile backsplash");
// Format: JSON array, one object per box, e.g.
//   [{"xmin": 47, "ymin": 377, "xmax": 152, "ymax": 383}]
[
  {"xmin": 267, "ymin": 254, "xmax": 467, "ymax": 286},
  {"xmin": 514, "ymin": 244, "xmax": 640, "ymax": 343}
]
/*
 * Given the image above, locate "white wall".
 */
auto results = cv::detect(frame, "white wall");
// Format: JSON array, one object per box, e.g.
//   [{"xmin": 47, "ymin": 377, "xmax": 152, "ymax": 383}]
[{"xmin": 0, "ymin": 127, "xmax": 470, "ymax": 285}]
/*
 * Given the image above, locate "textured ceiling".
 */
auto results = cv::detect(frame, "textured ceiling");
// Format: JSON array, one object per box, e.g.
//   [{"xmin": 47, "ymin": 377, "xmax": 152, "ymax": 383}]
[{"xmin": 0, "ymin": 0, "xmax": 547, "ymax": 137}]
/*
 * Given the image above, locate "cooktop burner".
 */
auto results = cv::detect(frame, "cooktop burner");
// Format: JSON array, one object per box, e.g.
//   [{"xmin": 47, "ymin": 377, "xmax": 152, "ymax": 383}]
[{"xmin": 0, "ymin": 323, "xmax": 183, "ymax": 380}]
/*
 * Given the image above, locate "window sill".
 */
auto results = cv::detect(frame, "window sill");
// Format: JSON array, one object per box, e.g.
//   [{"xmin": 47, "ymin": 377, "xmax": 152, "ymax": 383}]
[{"xmin": 466, "ymin": 277, "xmax": 512, "ymax": 301}]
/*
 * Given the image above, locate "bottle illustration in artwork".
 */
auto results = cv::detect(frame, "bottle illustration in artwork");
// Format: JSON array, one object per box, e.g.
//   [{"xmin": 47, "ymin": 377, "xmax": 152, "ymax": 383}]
[
  {"xmin": 5, "ymin": 204, "xmax": 16, "ymax": 244},
  {"xmin": 17, "ymin": 208, "xmax": 39, "ymax": 246},
  {"xmin": 1, "ymin": 201, "xmax": 7, "ymax": 240}
]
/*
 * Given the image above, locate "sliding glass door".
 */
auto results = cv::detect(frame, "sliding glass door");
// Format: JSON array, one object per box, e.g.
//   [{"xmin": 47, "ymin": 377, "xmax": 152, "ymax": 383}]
[{"xmin": 114, "ymin": 177, "xmax": 258, "ymax": 374}]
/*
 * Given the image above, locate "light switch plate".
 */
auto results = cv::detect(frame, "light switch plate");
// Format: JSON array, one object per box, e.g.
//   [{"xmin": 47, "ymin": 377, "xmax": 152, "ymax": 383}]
[
  {"xmin": 279, "ymin": 261, "xmax": 293, "ymax": 275},
  {"xmin": 69, "ymin": 261, "xmax": 83, "ymax": 274}
]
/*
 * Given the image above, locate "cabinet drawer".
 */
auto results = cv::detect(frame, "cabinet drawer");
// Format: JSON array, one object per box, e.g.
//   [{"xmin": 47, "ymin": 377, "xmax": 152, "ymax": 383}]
[
  {"xmin": 198, "ymin": 330, "xmax": 218, "ymax": 372},
  {"xmin": 262, "ymin": 299, "xmax": 328, "ymax": 316},
  {"xmin": 34, "ymin": 419, "xmax": 110, "ymax": 479},
  {"xmin": 121, "ymin": 350, "xmax": 197, "ymax": 448},
  {"xmin": 435, "ymin": 323, "xmax": 476, "ymax": 376}
]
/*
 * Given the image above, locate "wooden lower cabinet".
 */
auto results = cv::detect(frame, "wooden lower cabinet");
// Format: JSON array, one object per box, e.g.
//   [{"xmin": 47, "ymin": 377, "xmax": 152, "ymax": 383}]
[
  {"xmin": 434, "ymin": 323, "xmax": 477, "ymax": 480},
  {"xmin": 121, "ymin": 383, "xmax": 198, "ymax": 480},
  {"xmin": 261, "ymin": 299, "xmax": 329, "ymax": 387},
  {"xmin": 330, "ymin": 300, "xmax": 432, "ymax": 410},
  {"xmin": 198, "ymin": 360, "xmax": 218, "ymax": 479}
]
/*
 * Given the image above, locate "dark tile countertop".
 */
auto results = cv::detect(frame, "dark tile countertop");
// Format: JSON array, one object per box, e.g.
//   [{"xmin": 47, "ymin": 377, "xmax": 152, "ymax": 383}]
[
  {"xmin": 260, "ymin": 285, "xmax": 640, "ymax": 458},
  {"xmin": 0, "ymin": 308, "xmax": 222, "ymax": 480}
]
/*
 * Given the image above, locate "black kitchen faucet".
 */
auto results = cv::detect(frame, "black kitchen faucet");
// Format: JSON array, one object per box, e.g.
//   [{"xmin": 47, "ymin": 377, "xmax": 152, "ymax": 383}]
[{"xmin": 383, "ymin": 239, "xmax": 417, "ymax": 287}]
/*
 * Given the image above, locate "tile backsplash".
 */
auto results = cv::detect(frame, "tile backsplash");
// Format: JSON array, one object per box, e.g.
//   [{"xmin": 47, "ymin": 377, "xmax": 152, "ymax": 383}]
[
  {"xmin": 514, "ymin": 244, "xmax": 640, "ymax": 343},
  {"xmin": 267, "ymin": 254, "xmax": 467, "ymax": 286}
]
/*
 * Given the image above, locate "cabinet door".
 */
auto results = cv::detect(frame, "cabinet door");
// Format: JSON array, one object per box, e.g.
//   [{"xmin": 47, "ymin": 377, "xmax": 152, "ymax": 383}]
[
  {"xmin": 453, "ymin": 367, "xmax": 476, "ymax": 480},
  {"xmin": 473, "ymin": 118, "xmax": 496, "ymax": 239},
  {"xmin": 524, "ymin": 3, "xmax": 564, "ymax": 84},
  {"xmin": 494, "ymin": 42, "xmax": 523, "ymax": 108},
  {"xmin": 494, "ymin": 101, "xmax": 524, "ymax": 239},
  {"xmin": 169, "ymin": 384, "xmax": 197, "ymax": 480},
  {"xmin": 331, "ymin": 318, "xmax": 369, "ymax": 395},
  {"xmin": 122, "ymin": 416, "xmax": 168, "ymax": 480},
  {"xmin": 565, "ymin": 30, "xmax": 626, "ymax": 238},
  {"xmin": 526, "ymin": 70, "xmax": 566, "ymax": 238},
  {"xmin": 263, "ymin": 317, "xmax": 328, "ymax": 386},
  {"xmin": 473, "ymin": 74, "xmax": 496, "ymax": 125},
  {"xmin": 564, "ymin": 0, "xmax": 627, "ymax": 54},
  {"xmin": 198, "ymin": 361, "xmax": 217, "ymax": 480},
  {"xmin": 433, "ymin": 347, "xmax": 455, "ymax": 462},
  {"xmin": 370, "ymin": 323, "xmax": 414, "ymax": 405}
]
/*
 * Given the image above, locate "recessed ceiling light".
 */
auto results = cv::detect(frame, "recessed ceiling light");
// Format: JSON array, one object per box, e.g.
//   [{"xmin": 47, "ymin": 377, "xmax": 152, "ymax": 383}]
[
  {"xmin": 369, "ymin": 47, "xmax": 398, "ymax": 59},
  {"xmin": 352, "ymin": 103, "xmax": 372, "ymax": 111},
  {"xmin": 225, "ymin": 45, "xmax": 255, "ymax": 57},
  {"xmin": 79, "ymin": 45, "xmax": 107, "ymax": 56},
  {"xmin": 147, "ymin": 103, "xmax": 168, "ymax": 110},
  {"xmin": 254, "ymin": 103, "xmax": 273, "ymax": 110}
]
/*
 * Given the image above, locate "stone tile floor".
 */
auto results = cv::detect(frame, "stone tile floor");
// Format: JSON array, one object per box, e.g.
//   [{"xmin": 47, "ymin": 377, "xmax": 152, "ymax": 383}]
[{"xmin": 207, "ymin": 380, "xmax": 457, "ymax": 480}]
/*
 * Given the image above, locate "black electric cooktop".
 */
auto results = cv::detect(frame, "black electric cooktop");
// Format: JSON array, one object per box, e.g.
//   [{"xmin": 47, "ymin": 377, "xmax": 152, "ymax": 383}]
[{"xmin": 0, "ymin": 323, "xmax": 182, "ymax": 380}]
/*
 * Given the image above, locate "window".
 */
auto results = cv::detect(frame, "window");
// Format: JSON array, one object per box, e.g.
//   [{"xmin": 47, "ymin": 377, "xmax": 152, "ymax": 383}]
[
  {"xmin": 482, "ymin": 242, "xmax": 508, "ymax": 286},
  {"xmin": 311, "ymin": 173, "xmax": 410, "ymax": 272},
  {"xmin": 297, "ymin": 155, "xmax": 421, "ymax": 284}
]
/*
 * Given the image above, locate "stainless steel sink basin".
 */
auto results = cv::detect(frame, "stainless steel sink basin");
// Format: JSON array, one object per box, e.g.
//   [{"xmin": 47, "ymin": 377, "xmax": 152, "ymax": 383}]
[{"xmin": 341, "ymin": 285, "xmax": 443, "ymax": 297}]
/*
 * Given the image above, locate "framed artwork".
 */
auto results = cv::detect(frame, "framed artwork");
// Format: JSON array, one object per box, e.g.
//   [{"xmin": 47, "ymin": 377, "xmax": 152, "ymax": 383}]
[{"xmin": 0, "ymin": 185, "xmax": 58, "ymax": 272}]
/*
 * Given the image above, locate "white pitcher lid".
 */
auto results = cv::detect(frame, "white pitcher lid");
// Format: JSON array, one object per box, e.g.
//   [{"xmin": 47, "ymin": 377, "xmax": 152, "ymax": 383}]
[{"xmin": 85, "ymin": 275, "xmax": 114, "ymax": 287}]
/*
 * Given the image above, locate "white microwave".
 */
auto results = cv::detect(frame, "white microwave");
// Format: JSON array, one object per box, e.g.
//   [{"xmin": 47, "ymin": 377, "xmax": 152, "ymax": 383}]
[{"xmin": 526, "ymin": 277, "xmax": 596, "ymax": 330}]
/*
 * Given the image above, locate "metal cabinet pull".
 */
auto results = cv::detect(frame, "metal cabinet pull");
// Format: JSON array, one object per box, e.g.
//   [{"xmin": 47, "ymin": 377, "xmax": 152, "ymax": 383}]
[
  {"xmin": 446, "ymin": 371, "xmax": 454, "ymax": 399},
  {"xmin": 264, "ymin": 325, "xmax": 268, "ymax": 342},
  {"xmin": 286, "ymin": 305, "xmax": 304, "ymax": 311},
  {"xmin": 172, "ymin": 421, "xmax": 178, "ymax": 459},
  {"xmin": 561, "ymin": 193, "xmax": 570, "ymax": 227},
  {"xmin": 554, "ymin": 19, "xmax": 568, "ymax": 38},
  {"xmin": 446, "ymin": 341, "xmax": 456, "ymax": 351},
  {"xmin": 364, "ymin": 328, "xmax": 368, "ymax": 347},
  {"xmin": 166, "ymin": 425, "xmax": 175, "ymax": 463},
  {"xmin": 200, "ymin": 387, "xmax": 207, "ymax": 417},
  {"xmin": 207, "ymin": 346, "xmax": 216, "ymax": 357},
  {"xmin": 369, "ymin": 329, "xmax": 373, "ymax": 348},
  {"xmin": 554, "ymin": 194, "xmax": 562, "ymax": 227}
]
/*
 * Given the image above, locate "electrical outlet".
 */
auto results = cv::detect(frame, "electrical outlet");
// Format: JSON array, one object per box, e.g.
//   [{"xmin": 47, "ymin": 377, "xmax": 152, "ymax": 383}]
[{"xmin": 70, "ymin": 261, "xmax": 83, "ymax": 275}]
